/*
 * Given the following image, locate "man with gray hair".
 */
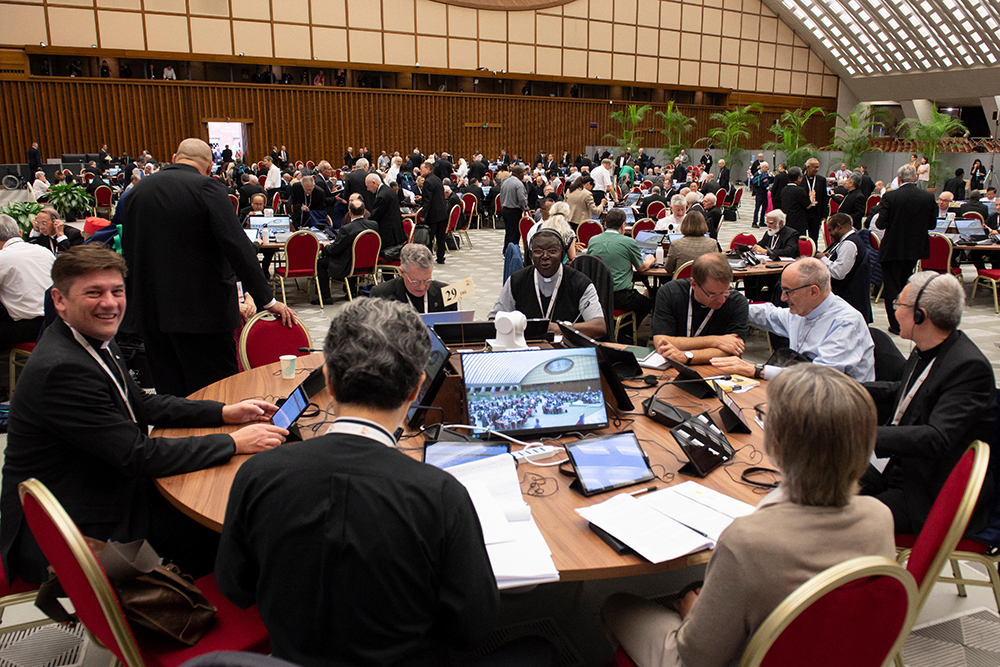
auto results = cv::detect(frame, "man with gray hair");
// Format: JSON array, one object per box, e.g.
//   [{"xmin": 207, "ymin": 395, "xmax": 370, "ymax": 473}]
[
  {"xmin": 655, "ymin": 194, "xmax": 688, "ymax": 232},
  {"xmin": 370, "ymin": 243, "xmax": 457, "ymax": 312},
  {"xmin": 711, "ymin": 257, "xmax": 874, "ymax": 382},
  {"xmin": 0, "ymin": 214, "xmax": 54, "ymax": 348},
  {"xmin": 839, "ymin": 170, "xmax": 867, "ymax": 229},
  {"xmin": 366, "ymin": 172, "xmax": 406, "ymax": 251},
  {"xmin": 876, "ymin": 163, "xmax": 937, "ymax": 334},
  {"xmin": 341, "ymin": 156, "xmax": 374, "ymax": 213},
  {"xmin": 289, "ymin": 174, "xmax": 327, "ymax": 230},
  {"xmin": 861, "ymin": 271, "xmax": 996, "ymax": 535},
  {"xmin": 216, "ymin": 297, "xmax": 503, "ymax": 665}
]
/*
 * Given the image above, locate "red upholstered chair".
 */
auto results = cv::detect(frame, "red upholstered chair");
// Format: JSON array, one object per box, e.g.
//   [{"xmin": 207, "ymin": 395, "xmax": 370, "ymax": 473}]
[
  {"xmin": 403, "ymin": 217, "xmax": 414, "ymax": 243},
  {"xmin": 18, "ymin": 478, "xmax": 270, "ymax": 667},
  {"xmin": 673, "ymin": 260, "xmax": 694, "ymax": 280},
  {"xmin": 646, "ymin": 200, "xmax": 666, "ymax": 220},
  {"xmin": 228, "ymin": 194, "xmax": 239, "ymax": 213},
  {"xmin": 617, "ymin": 556, "xmax": 917, "ymax": 667},
  {"xmin": 866, "ymin": 194, "xmax": 881, "ymax": 216},
  {"xmin": 295, "ymin": 161, "xmax": 303, "ymax": 171},
  {"xmin": 971, "ymin": 268, "xmax": 1000, "ymax": 313},
  {"xmin": 612, "ymin": 310, "xmax": 637, "ymax": 342},
  {"xmin": 92, "ymin": 185, "xmax": 114, "ymax": 218},
  {"xmin": 270, "ymin": 192, "xmax": 282, "ymax": 212},
  {"xmin": 724, "ymin": 188, "xmax": 743, "ymax": 218},
  {"xmin": 273, "ymin": 230, "xmax": 322, "ymax": 307},
  {"xmin": 238, "ymin": 311, "xmax": 312, "ymax": 370},
  {"xmin": 493, "ymin": 192, "xmax": 503, "ymax": 228},
  {"xmin": 445, "ymin": 204, "xmax": 469, "ymax": 251},
  {"xmin": 829, "ymin": 198, "xmax": 841, "ymax": 215},
  {"xmin": 963, "ymin": 211, "xmax": 986, "ymax": 226},
  {"xmin": 822, "ymin": 220, "xmax": 833, "ymax": 250},
  {"xmin": 716, "ymin": 188, "xmax": 728, "ymax": 206},
  {"xmin": 333, "ymin": 229, "xmax": 381, "ymax": 300},
  {"xmin": 919, "ymin": 232, "xmax": 962, "ymax": 281},
  {"xmin": 305, "ymin": 160, "xmax": 315, "ymax": 170},
  {"xmin": 656, "ymin": 208, "xmax": 669, "ymax": 220},
  {"xmin": 577, "ymin": 220, "xmax": 603, "ymax": 248},
  {"xmin": 631, "ymin": 219, "xmax": 655, "ymax": 237},
  {"xmin": 519, "ymin": 216, "xmax": 536, "ymax": 246},
  {"xmin": 9, "ymin": 341, "xmax": 35, "ymax": 397},
  {"xmin": 798, "ymin": 236, "xmax": 816, "ymax": 258},
  {"xmin": 460, "ymin": 192, "xmax": 480, "ymax": 229},
  {"xmin": 893, "ymin": 441, "xmax": 990, "ymax": 664},
  {"xmin": 730, "ymin": 233, "xmax": 757, "ymax": 250},
  {"xmin": 556, "ymin": 181, "xmax": 565, "ymax": 197},
  {"xmin": 84, "ymin": 173, "xmax": 94, "ymax": 184}
]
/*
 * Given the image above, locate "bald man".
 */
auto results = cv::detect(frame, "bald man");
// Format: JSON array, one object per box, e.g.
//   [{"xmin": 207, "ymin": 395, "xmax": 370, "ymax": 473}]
[{"xmin": 121, "ymin": 138, "xmax": 296, "ymax": 397}]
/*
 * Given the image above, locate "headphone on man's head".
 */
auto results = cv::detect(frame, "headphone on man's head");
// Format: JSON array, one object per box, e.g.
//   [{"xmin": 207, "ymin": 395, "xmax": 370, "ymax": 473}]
[
  {"xmin": 530, "ymin": 228, "xmax": 567, "ymax": 260},
  {"xmin": 912, "ymin": 273, "xmax": 940, "ymax": 325}
]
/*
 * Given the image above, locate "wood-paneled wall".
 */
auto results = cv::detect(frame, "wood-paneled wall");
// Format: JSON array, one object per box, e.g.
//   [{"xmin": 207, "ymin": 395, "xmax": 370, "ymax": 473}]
[{"xmin": 0, "ymin": 78, "xmax": 835, "ymax": 165}]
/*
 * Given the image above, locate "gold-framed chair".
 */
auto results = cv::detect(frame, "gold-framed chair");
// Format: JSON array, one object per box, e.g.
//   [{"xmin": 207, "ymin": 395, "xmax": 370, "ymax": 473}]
[
  {"xmin": 672, "ymin": 260, "xmax": 694, "ymax": 281},
  {"xmin": 9, "ymin": 342, "xmax": 34, "ymax": 397},
  {"xmin": 273, "ymin": 230, "xmax": 323, "ymax": 307},
  {"xmin": 238, "ymin": 311, "xmax": 313, "ymax": 370},
  {"xmin": 333, "ymin": 229, "xmax": 381, "ymax": 300}
]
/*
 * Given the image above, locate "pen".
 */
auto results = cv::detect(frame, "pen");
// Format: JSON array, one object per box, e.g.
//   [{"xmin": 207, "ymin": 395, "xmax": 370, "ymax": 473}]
[{"xmin": 629, "ymin": 486, "xmax": 658, "ymax": 497}]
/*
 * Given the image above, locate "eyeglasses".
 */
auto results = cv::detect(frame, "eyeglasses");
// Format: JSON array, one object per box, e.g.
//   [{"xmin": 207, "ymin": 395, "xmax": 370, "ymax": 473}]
[
  {"xmin": 754, "ymin": 403, "xmax": 767, "ymax": 429},
  {"xmin": 403, "ymin": 274, "xmax": 433, "ymax": 287},
  {"xmin": 780, "ymin": 283, "xmax": 815, "ymax": 297},
  {"xmin": 531, "ymin": 248, "xmax": 561, "ymax": 259},
  {"xmin": 892, "ymin": 300, "xmax": 913, "ymax": 312},
  {"xmin": 693, "ymin": 281, "xmax": 731, "ymax": 300}
]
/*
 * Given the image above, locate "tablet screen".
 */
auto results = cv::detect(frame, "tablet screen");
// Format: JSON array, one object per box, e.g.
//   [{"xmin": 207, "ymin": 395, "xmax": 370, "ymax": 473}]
[
  {"xmin": 423, "ymin": 443, "xmax": 510, "ymax": 469},
  {"xmin": 564, "ymin": 431, "xmax": 654, "ymax": 496},
  {"xmin": 273, "ymin": 386, "xmax": 309, "ymax": 430}
]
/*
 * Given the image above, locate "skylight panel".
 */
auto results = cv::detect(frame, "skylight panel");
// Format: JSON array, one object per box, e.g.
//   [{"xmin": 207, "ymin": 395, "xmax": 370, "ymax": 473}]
[
  {"xmin": 987, "ymin": 53, "xmax": 998, "ymax": 64},
  {"xmin": 964, "ymin": 55, "xmax": 976, "ymax": 65}
]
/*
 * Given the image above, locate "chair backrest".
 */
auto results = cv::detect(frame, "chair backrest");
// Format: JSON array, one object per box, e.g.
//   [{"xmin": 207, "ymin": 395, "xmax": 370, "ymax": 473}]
[
  {"xmin": 631, "ymin": 219, "xmax": 655, "ymax": 237},
  {"xmin": 731, "ymin": 233, "xmax": 757, "ymax": 249},
  {"xmin": 229, "ymin": 194, "xmax": 239, "ymax": 212},
  {"xmin": 348, "ymin": 229, "xmax": 381, "ymax": 277},
  {"xmin": 905, "ymin": 441, "xmax": 990, "ymax": 610},
  {"xmin": 295, "ymin": 161, "xmax": 304, "ymax": 170},
  {"xmin": 717, "ymin": 188, "xmax": 728, "ymax": 204},
  {"xmin": 823, "ymin": 220, "xmax": 833, "ymax": 249},
  {"xmin": 869, "ymin": 326, "xmax": 907, "ymax": 382},
  {"xmin": 306, "ymin": 160, "xmax": 315, "ymax": 169},
  {"xmin": 270, "ymin": 192, "xmax": 281, "ymax": 210},
  {"xmin": 19, "ymin": 479, "xmax": 144, "ymax": 667},
  {"xmin": 569, "ymin": 254, "xmax": 615, "ymax": 339},
  {"xmin": 519, "ymin": 216, "xmax": 536, "ymax": 245},
  {"xmin": 94, "ymin": 185, "xmax": 113, "ymax": 206},
  {"xmin": 282, "ymin": 230, "xmax": 321, "ymax": 274},
  {"xmin": 740, "ymin": 556, "xmax": 917, "ymax": 667},
  {"xmin": 963, "ymin": 211, "xmax": 985, "ymax": 226},
  {"xmin": 829, "ymin": 199, "xmax": 840, "ymax": 215},
  {"xmin": 414, "ymin": 208, "xmax": 423, "ymax": 226},
  {"xmin": 866, "ymin": 194, "xmax": 881, "ymax": 215},
  {"xmin": 646, "ymin": 201, "xmax": 666, "ymax": 220},
  {"xmin": 578, "ymin": 220, "xmax": 603, "ymax": 248},
  {"xmin": 403, "ymin": 217, "xmax": 414, "ymax": 242},
  {"xmin": 493, "ymin": 193, "xmax": 502, "ymax": 215},
  {"xmin": 730, "ymin": 188, "xmax": 743, "ymax": 207},
  {"xmin": 446, "ymin": 205, "xmax": 462, "ymax": 234},
  {"xmin": 869, "ymin": 232, "xmax": 880, "ymax": 251},
  {"xmin": 919, "ymin": 232, "xmax": 953, "ymax": 273},
  {"xmin": 556, "ymin": 181, "xmax": 565, "ymax": 197},
  {"xmin": 238, "ymin": 311, "xmax": 313, "ymax": 370},
  {"xmin": 461, "ymin": 192, "xmax": 477, "ymax": 215},
  {"xmin": 798, "ymin": 236, "xmax": 816, "ymax": 257},
  {"xmin": 673, "ymin": 260, "xmax": 694, "ymax": 280},
  {"xmin": 84, "ymin": 173, "xmax": 94, "ymax": 184}
]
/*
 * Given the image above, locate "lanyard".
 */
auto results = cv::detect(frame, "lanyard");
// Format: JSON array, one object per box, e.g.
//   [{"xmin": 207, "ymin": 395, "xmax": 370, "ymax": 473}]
[
  {"xmin": 687, "ymin": 288, "xmax": 714, "ymax": 337},
  {"xmin": 806, "ymin": 175, "xmax": 817, "ymax": 194},
  {"xmin": 533, "ymin": 266, "xmax": 563, "ymax": 320},
  {"xmin": 69, "ymin": 325, "xmax": 137, "ymax": 423},
  {"xmin": 769, "ymin": 232, "xmax": 778, "ymax": 250},
  {"xmin": 892, "ymin": 359, "xmax": 935, "ymax": 426},
  {"xmin": 422, "ymin": 292, "xmax": 428, "ymax": 313},
  {"xmin": 326, "ymin": 418, "xmax": 397, "ymax": 448}
]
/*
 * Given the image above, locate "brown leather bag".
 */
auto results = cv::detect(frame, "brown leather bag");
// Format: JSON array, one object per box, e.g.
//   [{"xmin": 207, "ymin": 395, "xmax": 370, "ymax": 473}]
[{"xmin": 36, "ymin": 538, "xmax": 217, "ymax": 646}]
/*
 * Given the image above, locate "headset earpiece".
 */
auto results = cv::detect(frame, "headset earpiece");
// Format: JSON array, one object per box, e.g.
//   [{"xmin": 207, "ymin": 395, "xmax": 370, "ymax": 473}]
[{"xmin": 911, "ymin": 274, "xmax": 940, "ymax": 326}]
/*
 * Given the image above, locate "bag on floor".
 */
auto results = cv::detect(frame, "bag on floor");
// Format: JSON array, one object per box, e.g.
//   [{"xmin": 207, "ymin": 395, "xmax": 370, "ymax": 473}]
[
  {"xmin": 411, "ymin": 224, "xmax": 432, "ymax": 248},
  {"xmin": 35, "ymin": 538, "xmax": 217, "ymax": 646}
]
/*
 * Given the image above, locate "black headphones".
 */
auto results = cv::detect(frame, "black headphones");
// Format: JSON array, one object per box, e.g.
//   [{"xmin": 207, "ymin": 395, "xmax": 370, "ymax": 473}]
[
  {"xmin": 911, "ymin": 273, "xmax": 940, "ymax": 325},
  {"xmin": 530, "ymin": 228, "xmax": 568, "ymax": 260}
]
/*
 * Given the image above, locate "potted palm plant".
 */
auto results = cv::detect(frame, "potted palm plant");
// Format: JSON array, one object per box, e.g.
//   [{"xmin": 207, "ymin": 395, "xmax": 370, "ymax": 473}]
[
  {"xmin": 605, "ymin": 104, "xmax": 653, "ymax": 154},
  {"xmin": 656, "ymin": 101, "xmax": 697, "ymax": 164},
  {"xmin": 897, "ymin": 108, "xmax": 967, "ymax": 192},
  {"xmin": 825, "ymin": 104, "xmax": 890, "ymax": 169},
  {"xmin": 699, "ymin": 103, "xmax": 762, "ymax": 174},
  {"xmin": 763, "ymin": 107, "xmax": 825, "ymax": 168},
  {"xmin": 0, "ymin": 201, "xmax": 43, "ymax": 238}
]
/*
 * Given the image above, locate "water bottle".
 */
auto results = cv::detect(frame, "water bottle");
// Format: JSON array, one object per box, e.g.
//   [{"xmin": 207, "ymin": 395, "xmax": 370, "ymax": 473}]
[{"xmin": 655, "ymin": 247, "xmax": 664, "ymax": 265}]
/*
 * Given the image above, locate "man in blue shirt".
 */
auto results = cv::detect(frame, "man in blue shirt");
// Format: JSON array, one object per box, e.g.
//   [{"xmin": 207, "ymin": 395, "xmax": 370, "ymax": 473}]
[{"xmin": 711, "ymin": 258, "xmax": 874, "ymax": 382}]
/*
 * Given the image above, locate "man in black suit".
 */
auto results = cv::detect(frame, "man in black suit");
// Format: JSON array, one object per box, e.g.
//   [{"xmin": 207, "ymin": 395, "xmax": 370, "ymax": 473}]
[
  {"xmin": 343, "ymin": 147, "xmax": 356, "ymax": 169},
  {"xmin": 875, "ymin": 164, "xmax": 937, "ymax": 334},
  {"xmin": 802, "ymin": 158, "xmax": 829, "ymax": 244},
  {"xmin": 943, "ymin": 168, "xmax": 966, "ymax": 200},
  {"xmin": 717, "ymin": 159, "xmax": 731, "ymax": 191},
  {"xmin": 671, "ymin": 159, "xmax": 687, "ymax": 187},
  {"xmin": 462, "ymin": 177, "xmax": 486, "ymax": 209},
  {"xmin": 699, "ymin": 193, "xmax": 724, "ymax": 240},
  {"xmin": 862, "ymin": 272, "xmax": 996, "ymax": 535},
  {"xmin": 780, "ymin": 167, "xmax": 813, "ymax": 236},
  {"xmin": 468, "ymin": 155, "xmax": 488, "ymax": 183},
  {"xmin": 638, "ymin": 185, "xmax": 669, "ymax": 219},
  {"xmin": 315, "ymin": 199, "xmax": 379, "ymax": 302},
  {"xmin": 120, "ymin": 138, "xmax": 296, "ymax": 397},
  {"xmin": 314, "ymin": 161, "xmax": 341, "ymax": 223},
  {"xmin": 278, "ymin": 145, "xmax": 289, "ymax": 169},
  {"xmin": 289, "ymin": 175, "xmax": 328, "ymax": 230},
  {"xmin": 770, "ymin": 163, "xmax": 789, "ymax": 210},
  {"xmin": 97, "ymin": 144, "xmax": 109, "ymax": 168},
  {"xmin": 238, "ymin": 173, "xmax": 266, "ymax": 210},
  {"xmin": 341, "ymin": 158, "xmax": 375, "ymax": 213},
  {"xmin": 839, "ymin": 171, "xmax": 867, "ymax": 229},
  {"xmin": 497, "ymin": 149, "xmax": 510, "ymax": 168},
  {"xmin": 370, "ymin": 243, "xmax": 457, "ymax": 312},
  {"xmin": 959, "ymin": 190, "xmax": 989, "ymax": 221},
  {"xmin": 366, "ymin": 173, "xmax": 405, "ymax": 251},
  {"xmin": 29, "ymin": 208, "xmax": 84, "ymax": 254},
  {"xmin": 221, "ymin": 145, "xmax": 233, "ymax": 164},
  {"xmin": 433, "ymin": 154, "xmax": 453, "ymax": 182},
  {"xmin": 419, "ymin": 161, "xmax": 448, "ymax": 264},
  {"xmin": 858, "ymin": 166, "xmax": 876, "ymax": 198},
  {"xmin": 27, "ymin": 142, "xmax": 41, "ymax": 174},
  {"xmin": 0, "ymin": 244, "xmax": 288, "ymax": 584}
]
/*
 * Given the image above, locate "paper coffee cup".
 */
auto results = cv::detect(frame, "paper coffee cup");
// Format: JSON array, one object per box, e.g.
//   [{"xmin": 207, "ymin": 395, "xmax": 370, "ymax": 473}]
[
  {"xmin": 264, "ymin": 208, "xmax": 274, "ymax": 217},
  {"xmin": 279, "ymin": 355, "xmax": 296, "ymax": 379}
]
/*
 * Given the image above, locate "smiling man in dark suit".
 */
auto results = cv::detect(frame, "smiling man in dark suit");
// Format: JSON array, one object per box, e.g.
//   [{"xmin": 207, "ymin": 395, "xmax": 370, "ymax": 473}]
[{"xmin": 0, "ymin": 244, "xmax": 288, "ymax": 584}]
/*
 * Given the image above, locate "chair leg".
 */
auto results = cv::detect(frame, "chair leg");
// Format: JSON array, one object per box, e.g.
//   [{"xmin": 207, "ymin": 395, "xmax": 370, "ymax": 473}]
[
  {"xmin": 279, "ymin": 276, "xmax": 287, "ymax": 304},
  {"xmin": 345, "ymin": 280, "xmax": 353, "ymax": 301},
  {"xmin": 949, "ymin": 559, "xmax": 968, "ymax": 597},
  {"xmin": 993, "ymin": 280, "xmax": 999, "ymax": 314},
  {"xmin": 315, "ymin": 277, "xmax": 323, "ymax": 308},
  {"xmin": 8, "ymin": 351, "xmax": 15, "ymax": 398},
  {"xmin": 875, "ymin": 283, "xmax": 884, "ymax": 303},
  {"xmin": 971, "ymin": 277, "xmax": 980, "ymax": 301},
  {"xmin": 986, "ymin": 558, "xmax": 1000, "ymax": 614}
]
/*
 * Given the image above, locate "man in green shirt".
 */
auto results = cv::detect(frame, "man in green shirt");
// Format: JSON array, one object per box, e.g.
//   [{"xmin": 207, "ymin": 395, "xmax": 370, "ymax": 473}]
[
  {"xmin": 618, "ymin": 161, "xmax": 637, "ymax": 189},
  {"xmin": 585, "ymin": 208, "xmax": 655, "ymax": 343}
]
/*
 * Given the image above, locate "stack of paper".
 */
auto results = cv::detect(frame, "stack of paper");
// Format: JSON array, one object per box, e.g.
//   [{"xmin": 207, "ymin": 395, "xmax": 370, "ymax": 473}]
[
  {"xmin": 446, "ymin": 455, "xmax": 560, "ymax": 589},
  {"xmin": 576, "ymin": 482, "xmax": 755, "ymax": 564},
  {"xmin": 638, "ymin": 350, "xmax": 670, "ymax": 370}
]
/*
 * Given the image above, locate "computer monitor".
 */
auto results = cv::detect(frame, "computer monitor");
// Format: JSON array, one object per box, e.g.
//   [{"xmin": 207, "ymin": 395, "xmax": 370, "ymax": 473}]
[
  {"xmin": 420, "ymin": 310, "xmax": 476, "ymax": 328},
  {"xmin": 461, "ymin": 347, "xmax": 609, "ymax": 437},
  {"xmin": 622, "ymin": 192, "xmax": 641, "ymax": 207},
  {"xmin": 406, "ymin": 327, "xmax": 452, "ymax": 429},
  {"xmin": 246, "ymin": 216, "xmax": 292, "ymax": 236}
]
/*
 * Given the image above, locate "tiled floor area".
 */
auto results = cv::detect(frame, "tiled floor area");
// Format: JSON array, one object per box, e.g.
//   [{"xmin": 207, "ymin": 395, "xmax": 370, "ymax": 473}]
[{"xmin": 2, "ymin": 193, "xmax": 999, "ymax": 665}]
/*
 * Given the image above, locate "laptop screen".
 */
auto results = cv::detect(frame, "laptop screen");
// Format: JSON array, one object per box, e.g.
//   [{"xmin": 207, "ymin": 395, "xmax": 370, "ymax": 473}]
[
  {"xmin": 246, "ymin": 216, "xmax": 291, "ymax": 234},
  {"xmin": 420, "ymin": 310, "xmax": 476, "ymax": 327}
]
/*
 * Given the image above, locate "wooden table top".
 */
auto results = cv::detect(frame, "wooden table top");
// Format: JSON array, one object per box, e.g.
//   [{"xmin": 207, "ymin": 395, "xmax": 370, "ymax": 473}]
[
  {"xmin": 154, "ymin": 351, "xmax": 775, "ymax": 582},
  {"xmin": 638, "ymin": 261, "xmax": 788, "ymax": 279}
]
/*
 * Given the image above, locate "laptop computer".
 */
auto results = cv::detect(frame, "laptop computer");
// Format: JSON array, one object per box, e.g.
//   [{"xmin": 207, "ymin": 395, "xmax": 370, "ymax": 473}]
[
  {"xmin": 247, "ymin": 215, "xmax": 292, "ymax": 239},
  {"xmin": 634, "ymin": 230, "xmax": 665, "ymax": 256},
  {"xmin": 622, "ymin": 192, "xmax": 641, "ymax": 207},
  {"xmin": 419, "ymin": 310, "xmax": 476, "ymax": 328},
  {"xmin": 556, "ymin": 321, "xmax": 643, "ymax": 380},
  {"xmin": 954, "ymin": 218, "xmax": 988, "ymax": 242},
  {"xmin": 481, "ymin": 185, "xmax": 492, "ymax": 198}
]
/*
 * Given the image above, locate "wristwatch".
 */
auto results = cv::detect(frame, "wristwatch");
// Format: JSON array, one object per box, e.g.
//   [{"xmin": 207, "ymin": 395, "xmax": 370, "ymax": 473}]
[
  {"xmin": 684, "ymin": 351, "xmax": 694, "ymax": 363},
  {"xmin": 754, "ymin": 363, "xmax": 765, "ymax": 379}
]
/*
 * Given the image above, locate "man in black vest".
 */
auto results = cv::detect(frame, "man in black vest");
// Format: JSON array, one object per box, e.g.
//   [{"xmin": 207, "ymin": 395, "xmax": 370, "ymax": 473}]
[
  {"xmin": 817, "ymin": 213, "xmax": 871, "ymax": 322},
  {"xmin": 781, "ymin": 167, "xmax": 813, "ymax": 236},
  {"xmin": 489, "ymin": 230, "xmax": 606, "ymax": 340},
  {"xmin": 802, "ymin": 158, "xmax": 828, "ymax": 244}
]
